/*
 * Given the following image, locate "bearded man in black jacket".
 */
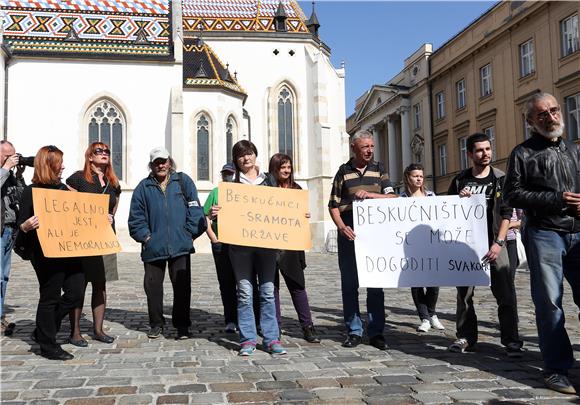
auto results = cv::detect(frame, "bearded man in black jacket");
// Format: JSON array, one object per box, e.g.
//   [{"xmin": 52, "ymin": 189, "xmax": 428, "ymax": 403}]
[{"xmin": 504, "ymin": 92, "xmax": 580, "ymax": 395}]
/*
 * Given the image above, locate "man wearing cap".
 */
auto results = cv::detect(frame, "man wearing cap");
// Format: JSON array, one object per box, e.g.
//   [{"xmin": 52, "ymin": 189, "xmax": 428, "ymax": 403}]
[
  {"xmin": 204, "ymin": 163, "xmax": 238, "ymax": 333},
  {"xmin": 129, "ymin": 147, "xmax": 205, "ymax": 339}
]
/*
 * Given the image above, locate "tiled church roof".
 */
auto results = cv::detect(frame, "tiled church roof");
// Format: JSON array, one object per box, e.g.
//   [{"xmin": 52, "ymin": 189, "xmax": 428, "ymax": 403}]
[
  {"xmin": 182, "ymin": 0, "xmax": 308, "ymax": 33},
  {"xmin": 0, "ymin": 0, "xmax": 172, "ymax": 59},
  {"xmin": 183, "ymin": 37, "xmax": 246, "ymax": 100}
]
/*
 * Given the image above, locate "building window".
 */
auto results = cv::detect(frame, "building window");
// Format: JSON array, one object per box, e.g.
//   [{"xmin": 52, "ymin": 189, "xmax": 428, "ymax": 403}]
[
  {"xmin": 197, "ymin": 114, "xmax": 210, "ymax": 180},
  {"xmin": 438, "ymin": 143, "xmax": 447, "ymax": 176},
  {"xmin": 278, "ymin": 86, "xmax": 294, "ymax": 156},
  {"xmin": 456, "ymin": 79, "xmax": 466, "ymax": 110},
  {"xmin": 566, "ymin": 93, "xmax": 580, "ymax": 140},
  {"xmin": 480, "ymin": 64, "xmax": 492, "ymax": 97},
  {"xmin": 459, "ymin": 137, "xmax": 468, "ymax": 170},
  {"xmin": 436, "ymin": 92, "xmax": 445, "ymax": 119},
  {"xmin": 226, "ymin": 116, "xmax": 235, "ymax": 163},
  {"xmin": 413, "ymin": 103, "xmax": 421, "ymax": 129},
  {"xmin": 561, "ymin": 14, "xmax": 579, "ymax": 57},
  {"xmin": 87, "ymin": 99, "xmax": 125, "ymax": 180},
  {"xmin": 483, "ymin": 126, "xmax": 496, "ymax": 160},
  {"xmin": 519, "ymin": 39, "xmax": 535, "ymax": 77}
]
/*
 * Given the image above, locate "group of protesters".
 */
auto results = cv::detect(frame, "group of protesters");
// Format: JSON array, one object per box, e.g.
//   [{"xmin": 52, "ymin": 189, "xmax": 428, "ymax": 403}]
[{"xmin": 1, "ymin": 92, "xmax": 579, "ymax": 395}]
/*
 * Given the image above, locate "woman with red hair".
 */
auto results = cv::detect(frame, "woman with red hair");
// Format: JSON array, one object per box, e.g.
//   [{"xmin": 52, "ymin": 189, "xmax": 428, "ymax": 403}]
[
  {"xmin": 65, "ymin": 142, "xmax": 121, "ymax": 346},
  {"xmin": 17, "ymin": 145, "xmax": 85, "ymax": 360}
]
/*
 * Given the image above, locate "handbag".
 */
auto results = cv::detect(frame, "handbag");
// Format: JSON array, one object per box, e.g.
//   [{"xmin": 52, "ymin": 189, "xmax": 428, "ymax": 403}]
[
  {"xmin": 515, "ymin": 231, "xmax": 527, "ymax": 269},
  {"xmin": 13, "ymin": 228, "xmax": 33, "ymax": 260}
]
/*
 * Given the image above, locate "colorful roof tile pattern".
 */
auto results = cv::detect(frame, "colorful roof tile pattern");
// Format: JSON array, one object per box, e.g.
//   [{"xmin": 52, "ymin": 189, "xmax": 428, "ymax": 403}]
[
  {"xmin": 0, "ymin": 0, "xmax": 168, "ymax": 15},
  {"xmin": 182, "ymin": 0, "xmax": 308, "ymax": 33},
  {"xmin": 183, "ymin": 37, "xmax": 246, "ymax": 99},
  {"xmin": 1, "ymin": 0, "xmax": 172, "ymax": 59}
]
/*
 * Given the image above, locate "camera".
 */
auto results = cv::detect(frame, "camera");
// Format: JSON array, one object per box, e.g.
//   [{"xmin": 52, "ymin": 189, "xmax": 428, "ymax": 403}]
[{"xmin": 16, "ymin": 154, "xmax": 35, "ymax": 167}]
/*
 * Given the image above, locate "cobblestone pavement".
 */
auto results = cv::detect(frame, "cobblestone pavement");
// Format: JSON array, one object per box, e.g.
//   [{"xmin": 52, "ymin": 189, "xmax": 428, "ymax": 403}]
[{"xmin": 2, "ymin": 253, "xmax": 580, "ymax": 404}]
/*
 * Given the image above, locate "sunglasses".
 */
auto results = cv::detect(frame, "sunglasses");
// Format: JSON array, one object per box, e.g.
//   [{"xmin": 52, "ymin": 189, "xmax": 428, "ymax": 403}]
[{"xmin": 94, "ymin": 147, "xmax": 111, "ymax": 156}]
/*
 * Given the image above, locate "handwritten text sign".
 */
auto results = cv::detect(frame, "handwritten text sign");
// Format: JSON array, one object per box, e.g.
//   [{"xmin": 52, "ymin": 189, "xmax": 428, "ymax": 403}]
[
  {"xmin": 32, "ymin": 188, "xmax": 121, "ymax": 258},
  {"xmin": 218, "ymin": 182, "xmax": 312, "ymax": 250},
  {"xmin": 354, "ymin": 195, "xmax": 490, "ymax": 288}
]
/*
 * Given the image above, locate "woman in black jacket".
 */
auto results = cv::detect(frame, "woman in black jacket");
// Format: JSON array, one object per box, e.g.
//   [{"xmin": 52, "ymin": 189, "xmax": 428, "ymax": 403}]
[
  {"xmin": 17, "ymin": 145, "xmax": 85, "ymax": 360},
  {"xmin": 269, "ymin": 153, "xmax": 320, "ymax": 343}
]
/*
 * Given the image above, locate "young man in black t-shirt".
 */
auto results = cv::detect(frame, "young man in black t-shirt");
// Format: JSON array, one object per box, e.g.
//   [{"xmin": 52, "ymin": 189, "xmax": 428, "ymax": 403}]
[{"xmin": 447, "ymin": 133, "xmax": 523, "ymax": 357}]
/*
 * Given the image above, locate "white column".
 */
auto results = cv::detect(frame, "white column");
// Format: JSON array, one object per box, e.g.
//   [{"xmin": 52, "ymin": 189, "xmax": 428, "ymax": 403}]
[
  {"xmin": 387, "ymin": 116, "xmax": 398, "ymax": 181},
  {"xmin": 369, "ymin": 124, "xmax": 381, "ymax": 163},
  {"xmin": 400, "ymin": 107, "xmax": 412, "ymax": 170}
]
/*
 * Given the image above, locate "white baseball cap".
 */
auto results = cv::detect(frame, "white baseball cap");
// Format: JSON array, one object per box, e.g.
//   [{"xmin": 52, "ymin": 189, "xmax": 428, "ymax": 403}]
[{"xmin": 149, "ymin": 147, "xmax": 170, "ymax": 162}]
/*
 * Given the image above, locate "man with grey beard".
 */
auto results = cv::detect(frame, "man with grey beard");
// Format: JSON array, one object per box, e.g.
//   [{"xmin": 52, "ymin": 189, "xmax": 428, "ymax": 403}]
[{"xmin": 504, "ymin": 92, "xmax": 580, "ymax": 395}]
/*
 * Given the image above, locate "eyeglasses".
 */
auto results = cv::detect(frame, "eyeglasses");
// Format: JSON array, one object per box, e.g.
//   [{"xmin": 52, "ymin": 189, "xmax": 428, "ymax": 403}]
[
  {"xmin": 47, "ymin": 145, "xmax": 58, "ymax": 152},
  {"xmin": 153, "ymin": 158, "xmax": 168, "ymax": 165},
  {"xmin": 535, "ymin": 106, "xmax": 561, "ymax": 121},
  {"xmin": 94, "ymin": 148, "xmax": 111, "ymax": 156}
]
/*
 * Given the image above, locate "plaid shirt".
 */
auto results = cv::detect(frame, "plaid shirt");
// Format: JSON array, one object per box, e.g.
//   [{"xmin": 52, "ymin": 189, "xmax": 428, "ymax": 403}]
[{"xmin": 328, "ymin": 159, "xmax": 394, "ymax": 217}]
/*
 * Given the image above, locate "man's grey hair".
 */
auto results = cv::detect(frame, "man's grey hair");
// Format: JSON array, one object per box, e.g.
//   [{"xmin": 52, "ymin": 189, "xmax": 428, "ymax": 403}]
[
  {"xmin": 350, "ymin": 129, "xmax": 374, "ymax": 144},
  {"xmin": 525, "ymin": 92, "xmax": 557, "ymax": 120}
]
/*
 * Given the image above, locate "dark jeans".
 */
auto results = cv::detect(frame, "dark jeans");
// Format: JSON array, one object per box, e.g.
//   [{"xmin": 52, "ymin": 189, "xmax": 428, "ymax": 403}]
[
  {"xmin": 274, "ymin": 270, "xmax": 313, "ymax": 328},
  {"xmin": 523, "ymin": 225, "xmax": 580, "ymax": 374},
  {"xmin": 143, "ymin": 255, "xmax": 191, "ymax": 329},
  {"xmin": 455, "ymin": 247, "xmax": 521, "ymax": 347},
  {"xmin": 411, "ymin": 287, "xmax": 439, "ymax": 320},
  {"xmin": 506, "ymin": 239, "xmax": 518, "ymax": 273},
  {"xmin": 211, "ymin": 242, "xmax": 238, "ymax": 325},
  {"xmin": 32, "ymin": 257, "xmax": 84, "ymax": 352},
  {"xmin": 337, "ymin": 216, "xmax": 385, "ymax": 338}
]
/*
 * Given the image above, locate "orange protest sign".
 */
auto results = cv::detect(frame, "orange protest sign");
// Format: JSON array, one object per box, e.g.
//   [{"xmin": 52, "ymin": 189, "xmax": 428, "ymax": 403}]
[
  {"xmin": 32, "ymin": 188, "xmax": 121, "ymax": 258},
  {"xmin": 218, "ymin": 182, "xmax": 312, "ymax": 250}
]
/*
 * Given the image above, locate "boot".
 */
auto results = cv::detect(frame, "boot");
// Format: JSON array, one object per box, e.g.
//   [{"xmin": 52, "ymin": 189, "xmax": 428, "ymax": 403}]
[{"xmin": 302, "ymin": 325, "xmax": 321, "ymax": 343}]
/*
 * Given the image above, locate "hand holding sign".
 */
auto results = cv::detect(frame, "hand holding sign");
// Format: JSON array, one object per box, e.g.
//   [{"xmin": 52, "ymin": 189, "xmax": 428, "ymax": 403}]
[{"xmin": 32, "ymin": 188, "xmax": 121, "ymax": 258}]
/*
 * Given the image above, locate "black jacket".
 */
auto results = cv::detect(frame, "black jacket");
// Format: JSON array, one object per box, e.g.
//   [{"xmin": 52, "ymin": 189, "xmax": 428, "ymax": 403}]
[{"xmin": 503, "ymin": 133, "xmax": 580, "ymax": 233}]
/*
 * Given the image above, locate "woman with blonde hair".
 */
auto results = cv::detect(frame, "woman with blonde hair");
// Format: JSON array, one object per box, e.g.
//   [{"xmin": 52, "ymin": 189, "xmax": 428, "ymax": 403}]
[
  {"xmin": 401, "ymin": 163, "xmax": 445, "ymax": 333},
  {"xmin": 17, "ymin": 145, "xmax": 85, "ymax": 360},
  {"xmin": 66, "ymin": 142, "xmax": 121, "ymax": 346}
]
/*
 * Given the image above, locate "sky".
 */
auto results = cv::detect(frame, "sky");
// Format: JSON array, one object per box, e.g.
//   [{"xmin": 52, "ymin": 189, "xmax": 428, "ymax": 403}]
[{"xmin": 297, "ymin": 1, "xmax": 496, "ymax": 116}]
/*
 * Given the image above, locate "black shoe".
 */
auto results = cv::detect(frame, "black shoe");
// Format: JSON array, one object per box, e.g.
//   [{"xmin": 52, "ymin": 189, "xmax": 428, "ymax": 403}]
[
  {"xmin": 369, "ymin": 335, "xmax": 388, "ymax": 351},
  {"xmin": 41, "ymin": 347, "xmax": 74, "ymax": 361},
  {"xmin": 176, "ymin": 328, "xmax": 190, "ymax": 340},
  {"xmin": 302, "ymin": 325, "xmax": 321, "ymax": 343},
  {"xmin": 1, "ymin": 319, "xmax": 15, "ymax": 336},
  {"xmin": 147, "ymin": 326, "xmax": 163, "ymax": 339},
  {"xmin": 68, "ymin": 336, "xmax": 88, "ymax": 347},
  {"xmin": 30, "ymin": 329, "xmax": 38, "ymax": 343},
  {"xmin": 342, "ymin": 334, "xmax": 362, "ymax": 348},
  {"xmin": 94, "ymin": 333, "xmax": 115, "ymax": 344}
]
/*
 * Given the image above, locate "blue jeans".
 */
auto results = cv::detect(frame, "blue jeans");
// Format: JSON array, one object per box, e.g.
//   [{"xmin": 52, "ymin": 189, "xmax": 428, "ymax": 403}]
[
  {"xmin": 229, "ymin": 245, "xmax": 279, "ymax": 348},
  {"xmin": 523, "ymin": 225, "xmax": 580, "ymax": 375},
  {"xmin": 337, "ymin": 223, "xmax": 385, "ymax": 338},
  {"xmin": 1, "ymin": 227, "xmax": 14, "ymax": 319}
]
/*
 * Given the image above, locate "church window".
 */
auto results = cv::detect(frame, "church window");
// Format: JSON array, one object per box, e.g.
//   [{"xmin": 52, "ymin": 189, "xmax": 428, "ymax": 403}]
[
  {"xmin": 278, "ymin": 87, "xmax": 294, "ymax": 156},
  {"xmin": 197, "ymin": 114, "xmax": 210, "ymax": 180},
  {"xmin": 87, "ymin": 100, "xmax": 125, "ymax": 180},
  {"xmin": 226, "ymin": 116, "xmax": 235, "ymax": 163}
]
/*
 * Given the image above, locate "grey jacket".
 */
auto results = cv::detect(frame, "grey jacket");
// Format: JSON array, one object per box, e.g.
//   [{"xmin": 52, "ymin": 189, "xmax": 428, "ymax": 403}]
[{"xmin": 1, "ymin": 168, "xmax": 25, "ymax": 231}]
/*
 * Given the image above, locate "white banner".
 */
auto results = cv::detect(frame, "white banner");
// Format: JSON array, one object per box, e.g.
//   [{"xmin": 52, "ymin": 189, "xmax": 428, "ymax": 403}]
[{"xmin": 354, "ymin": 195, "xmax": 490, "ymax": 288}]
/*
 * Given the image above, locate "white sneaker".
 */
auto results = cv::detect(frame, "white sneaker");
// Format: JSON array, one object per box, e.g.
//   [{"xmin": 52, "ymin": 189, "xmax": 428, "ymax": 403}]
[
  {"xmin": 417, "ymin": 319, "xmax": 431, "ymax": 332},
  {"xmin": 430, "ymin": 315, "xmax": 445, "ymax": 330}
]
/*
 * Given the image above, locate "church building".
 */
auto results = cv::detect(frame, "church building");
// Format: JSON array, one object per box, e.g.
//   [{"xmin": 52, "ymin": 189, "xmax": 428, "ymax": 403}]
[{"xmin": 1, "ymin": 0, "xmax": 348, "ymax": 252}]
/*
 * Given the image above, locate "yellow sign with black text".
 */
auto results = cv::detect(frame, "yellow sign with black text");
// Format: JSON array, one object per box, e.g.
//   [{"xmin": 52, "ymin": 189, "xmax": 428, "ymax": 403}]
[
  {"xmin": 32, "ymin": 188, "xmax": 122, "ymax": 258},
  {"xmin": 218, "ymin": 182, "xmax": 312, "ymax": 250}
]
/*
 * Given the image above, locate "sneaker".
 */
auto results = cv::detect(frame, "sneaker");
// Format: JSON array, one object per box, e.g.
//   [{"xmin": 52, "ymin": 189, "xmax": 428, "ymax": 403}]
[
  {"xmin": 544, "ymin": 373, "xmax": 576, "ymax": 394},
  {"xmin": 176, "ymin": 328, "xmax": 190, "ymax": 340},
  {"xmin": 1, "ymin": 319, "xmax": 15, "ymax": 336},
  {"xmin": 147, "ymin": 326, "xmax": 163, "ymax": 339},
  {"xmin": 448, "ymin": 338, "xmax": 476, "ymax": 353},
  {"xmin": 505, "ymin": 343, "xmax": 525, "ymax": 358},
  {"xmin": 238, "ymin": 345, "xmax": 256, "ymax": 356},
  {"xmin": 225, "ymin": 322, "xmax": 237, "ymax": 333},
  {"xmin": 417, "ymin": 319, "xmax": 431, "ymax": 332},
  {"xmin": 268, "ymin": 341, "xmax": 287, "ymax": 355},
  {"xmin": 429, "ymin": 315, "xmax": 445, "ymax": 330}
]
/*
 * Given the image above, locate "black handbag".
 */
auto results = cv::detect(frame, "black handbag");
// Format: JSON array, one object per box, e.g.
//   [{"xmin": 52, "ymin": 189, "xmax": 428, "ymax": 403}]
[{"xmin": 13, "ymin": 228, "xmax": 33, "ymax": 260}]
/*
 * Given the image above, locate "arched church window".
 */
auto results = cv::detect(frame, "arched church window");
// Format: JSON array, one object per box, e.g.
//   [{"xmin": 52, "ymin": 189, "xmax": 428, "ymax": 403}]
[
  {"xmin": 197, "ymin": 114, "xmax": 210, "ymax": 180},
  {"xmin": 87, "ymin": 100, "xmax": 125, "ymax": 180},
  {"xmin": 278, "ymin": 87, "xmax": 294, "ymax": 156},
  {"xmin": 226, "ymin": 116, "xmax": 235, "ymax": 163}
]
